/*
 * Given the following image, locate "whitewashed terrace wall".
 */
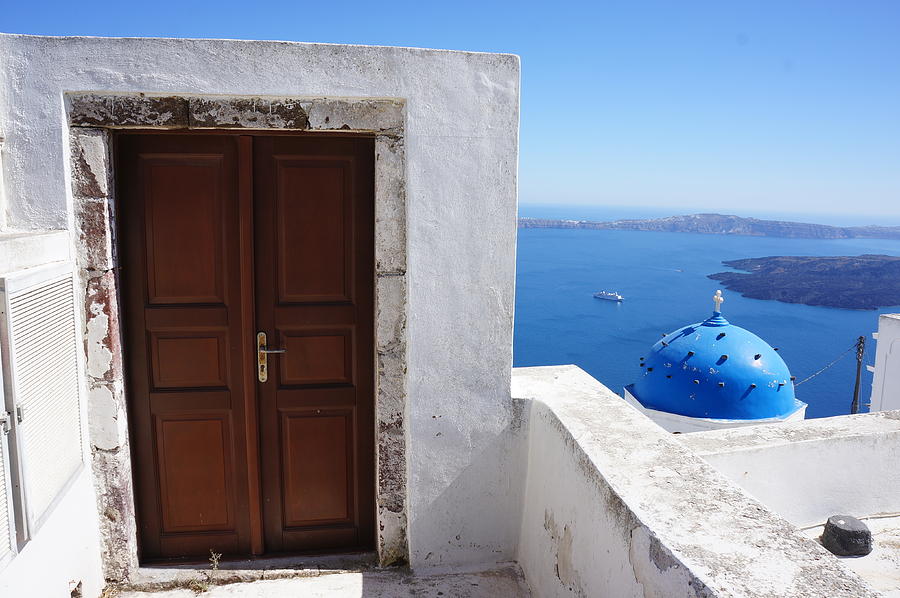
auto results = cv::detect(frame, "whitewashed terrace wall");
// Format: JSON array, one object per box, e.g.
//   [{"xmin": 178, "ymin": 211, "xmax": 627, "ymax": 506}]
[
  {"xmin": 682, "ymin": 410, "xmax": 900, "ymax": 527},
  {"xmin": 0, "ymin": 33, "xmax": 521, "ymax": 576},
  {"xmin": 513, "ymin": 365, "xmax": 876, "ymax": 598}
]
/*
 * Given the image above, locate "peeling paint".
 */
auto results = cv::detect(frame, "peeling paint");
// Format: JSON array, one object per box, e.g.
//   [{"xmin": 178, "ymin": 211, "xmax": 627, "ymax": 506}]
[
  {"xmin": 189, "ymin": 97, "xmax": 309, "ymax": 129},
  {"xmin": 70, "ymin": 129, "xmax": 110, "ymax": 198},
  {"xmin": 543, "ymin": 512, "xmax": 585, "ymax": 596},
  {"xmin": 66, "ymin": 93, "xmax": 408, "ymax": 134},
  {"xmin": 68, "ymin": 94, "xmax": 190, "ymax": 128}
]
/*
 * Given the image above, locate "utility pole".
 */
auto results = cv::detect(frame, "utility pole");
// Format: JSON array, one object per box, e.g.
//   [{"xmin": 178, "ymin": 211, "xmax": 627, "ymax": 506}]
[{"xmin": 850, "ymin": 335, "xmax": 866, "ymax": 414}]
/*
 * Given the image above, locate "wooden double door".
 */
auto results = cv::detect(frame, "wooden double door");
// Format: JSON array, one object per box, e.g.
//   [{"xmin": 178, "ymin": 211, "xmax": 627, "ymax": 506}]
[{"xmin": 117, "ymin": 133, "xmax": 375, "ymax": 561}]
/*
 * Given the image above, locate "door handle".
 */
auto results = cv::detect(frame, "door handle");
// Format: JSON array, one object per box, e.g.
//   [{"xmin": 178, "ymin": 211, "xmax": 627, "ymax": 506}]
[{"xmin": 257, "ymin": 332, "xmax": 287, "ymax": 382}]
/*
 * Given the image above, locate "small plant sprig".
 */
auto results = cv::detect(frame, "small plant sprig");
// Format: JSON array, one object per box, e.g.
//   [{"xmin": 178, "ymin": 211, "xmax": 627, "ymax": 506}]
[
  {"xmin": 208, "ymin": 549, "xmax": 222, "ymax": 582},
  {"xmin": 188, "ymin": 549, "xmax": 223, "ymax": 594}
]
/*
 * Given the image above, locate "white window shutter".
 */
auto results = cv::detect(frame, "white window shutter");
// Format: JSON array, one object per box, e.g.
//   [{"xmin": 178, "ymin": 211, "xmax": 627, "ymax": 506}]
[
  {"xmin": 0, "ymin": 262, "xmax": 83, "ymax": 531},
  {"xmin": 0, "ymin": 391, "xmax": 14, "ymax": 568}
]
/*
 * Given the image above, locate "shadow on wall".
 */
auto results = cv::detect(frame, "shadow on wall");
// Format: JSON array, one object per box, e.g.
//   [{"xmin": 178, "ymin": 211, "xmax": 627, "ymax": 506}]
[{"xmin": 406, "ymin": 397, "xmax": 529, "ymax": 571}]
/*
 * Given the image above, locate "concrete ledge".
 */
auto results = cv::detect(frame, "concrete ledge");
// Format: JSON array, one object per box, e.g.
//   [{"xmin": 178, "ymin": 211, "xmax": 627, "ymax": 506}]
[
  {"xmin": 512, "ymin": 365, "xmax": 876, "ymax": 598},
  {"xmin": 681, "ymin": 409, "xmax": 900, "ymax": 455},
  {"xmin": 0, "ymin": 231, "xmax": 70, "ymax": 275},
  {"xmin": 680, "ymin": 411, "xmax": 900, "ymax": 528}
]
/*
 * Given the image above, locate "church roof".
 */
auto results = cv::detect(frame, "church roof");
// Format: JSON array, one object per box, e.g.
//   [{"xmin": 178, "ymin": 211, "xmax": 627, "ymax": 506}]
[{"xmin": 628, "ymin": 292, "xmax": 804, "ymax": 420}]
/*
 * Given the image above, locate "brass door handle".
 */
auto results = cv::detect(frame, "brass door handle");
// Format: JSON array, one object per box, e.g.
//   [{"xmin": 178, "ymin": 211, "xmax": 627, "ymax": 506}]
[{"xmin": 257, "ymin": 332, "xmax": 287, "ymax": 382}]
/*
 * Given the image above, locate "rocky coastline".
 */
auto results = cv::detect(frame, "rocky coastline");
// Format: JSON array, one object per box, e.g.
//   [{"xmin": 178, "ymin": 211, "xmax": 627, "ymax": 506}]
[
  {"xmin": 707, "ymin": 255, "xmax": 900, "ymax": 309},
  {"xmin": 519, "ymin": 213, "xmax": 900, "ymax": 240}
]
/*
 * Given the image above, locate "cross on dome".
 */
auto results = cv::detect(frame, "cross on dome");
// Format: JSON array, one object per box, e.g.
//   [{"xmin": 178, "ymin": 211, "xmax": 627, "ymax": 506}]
[{"xmin": 713, "ymin": 290, "xmax": 725, "ymax": 313}]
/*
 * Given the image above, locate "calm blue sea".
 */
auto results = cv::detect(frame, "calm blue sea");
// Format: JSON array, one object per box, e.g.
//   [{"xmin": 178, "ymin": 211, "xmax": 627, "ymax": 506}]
[{"xmin": 513, "ymin": 216, "xmax": 900, "ymax": 419}]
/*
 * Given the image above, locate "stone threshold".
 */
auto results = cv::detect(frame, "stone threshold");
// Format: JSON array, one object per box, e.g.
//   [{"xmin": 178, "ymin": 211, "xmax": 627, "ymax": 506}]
[
  {"xmin": 114, "ymin": 563, "xmax": 530, "ymax": 598},
  {"xmin": 120, "ymin": 551, "xmax": 379, "ymax": 593}
]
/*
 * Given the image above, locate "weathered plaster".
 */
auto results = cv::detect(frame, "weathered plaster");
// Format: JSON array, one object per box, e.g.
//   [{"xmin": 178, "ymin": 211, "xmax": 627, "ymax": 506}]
[
  {"xmin": 70, "ymin": 126, "xmax": 139, "ymax": 581},
  {"xmin": 0, "ymin": 134, "xmax": 7, "ymax": 230},
  {"xmin": 682, "ymin": 408, "xmax": 900, "ymax": 453},
  {"xmin": 681, "ymin": 410, "xmax": 900, "ymax": 527},
  {"xmin": 513, "ymin": 365, "xmax": 877, "ymax": 597},
  {"xmin": 0, "ymin": 231, "xmax": 70, "ymax": 274},
  {"xmin": 2, "ymin": 34, "xmax": 519, "ymax": 578},
  {"xmin": 67, "ymin": 93, "xmax": 411, "ymax": 576}
]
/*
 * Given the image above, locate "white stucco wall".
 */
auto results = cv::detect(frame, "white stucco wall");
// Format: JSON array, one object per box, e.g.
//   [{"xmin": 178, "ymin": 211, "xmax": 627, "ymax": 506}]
[
  {"xmin": 682, "ymin": 410, "xmax": 900, "ymax": 527},
  {"xmin": 0, "ymin": 34, "xmax": 521, "ymax": 571},
  {"xmin": 513, "ymin": 365, "xmax": 876, "ymax": 598},
  {"xmin": 0, "ymin": 243, "xmax": 102, "ymax": 593},
  {"xmin": 871, "ymin": 314, "xmax": 900, "ymax": 412},
  {"xmin": 0, "ymin": 469, "xmax": 105, "ymax": 598}
]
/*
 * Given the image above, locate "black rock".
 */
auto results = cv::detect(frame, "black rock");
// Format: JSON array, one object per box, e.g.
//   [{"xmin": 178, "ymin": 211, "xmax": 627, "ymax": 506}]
[
  {"xmin": 821, "ymin": 515, "xmax": 873, "ymax": 556},
  {"xmin": 707, "ymin": 254, "xmax": 900, "ymax": 310}
]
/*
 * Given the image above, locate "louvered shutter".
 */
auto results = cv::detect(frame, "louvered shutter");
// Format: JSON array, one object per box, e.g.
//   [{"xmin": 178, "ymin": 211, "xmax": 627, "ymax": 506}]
[
  {"xmin": 0, "ymin": 262, "xmax": 83, "ymax": 530},
  {"xmin": 0, "ymin": 379, "xmax": 14, "ymax": 568}
]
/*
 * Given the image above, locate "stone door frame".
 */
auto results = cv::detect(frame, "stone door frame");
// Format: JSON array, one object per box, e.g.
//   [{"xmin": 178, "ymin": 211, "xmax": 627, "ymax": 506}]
[{"xmin": 66, "ymin": 92, "xmax": 409, "ymax": 579}]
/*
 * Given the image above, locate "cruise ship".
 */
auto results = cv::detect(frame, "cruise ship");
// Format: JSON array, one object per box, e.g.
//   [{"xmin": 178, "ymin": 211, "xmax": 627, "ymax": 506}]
[{"xmin": 594, "ymin": 290, "xmax": 624, "ymax": 301}]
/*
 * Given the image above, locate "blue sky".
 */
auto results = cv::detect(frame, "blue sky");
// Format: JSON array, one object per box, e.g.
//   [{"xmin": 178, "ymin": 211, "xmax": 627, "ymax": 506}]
[{"xmin": 5, "ymin": 1, "xmax": 900, "ymax": 221}]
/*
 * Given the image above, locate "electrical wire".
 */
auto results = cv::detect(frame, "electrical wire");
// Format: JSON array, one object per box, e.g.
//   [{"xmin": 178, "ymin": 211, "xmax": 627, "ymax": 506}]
[{"xmin": 794, "ymin": 342, "xmax": 858, "ymax": 387}]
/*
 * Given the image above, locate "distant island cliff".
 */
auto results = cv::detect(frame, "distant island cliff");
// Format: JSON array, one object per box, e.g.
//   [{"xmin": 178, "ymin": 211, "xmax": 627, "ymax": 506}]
[
  {"xmin": 518, "ymin": 213, "xmax": 900, "ymax": 240},
  {"xmin": 708, "ymin": 255, "xmax": 900, "ymax": 310}
]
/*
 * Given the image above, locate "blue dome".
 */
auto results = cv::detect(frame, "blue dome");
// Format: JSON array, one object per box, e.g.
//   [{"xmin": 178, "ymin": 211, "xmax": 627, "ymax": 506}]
[{"xmin": 628, "ymin": 310, "xmax": 800, "ymax": 420}]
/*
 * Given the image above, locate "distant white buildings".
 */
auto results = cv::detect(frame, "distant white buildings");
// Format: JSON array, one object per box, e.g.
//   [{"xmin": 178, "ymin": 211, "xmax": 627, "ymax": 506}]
[{"xmin": 869, "ymin": 313, "xmax": 900, "ymax": 412}]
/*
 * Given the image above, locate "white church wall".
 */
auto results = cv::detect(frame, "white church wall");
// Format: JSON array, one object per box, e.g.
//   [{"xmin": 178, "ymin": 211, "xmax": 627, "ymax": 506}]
[
  {"xmin": 622, "ymin": 387, "xmax": 807, "ymax": 433},
  {"xmin": 682, "ymin": 410, "xmax": 900, "ymax": 528},
  {"xmin": 512, "ymin": 365, "xmax": 874, "ymax": 598},
  {"xmin": 0, "ymin": 34, "xmax": 521, "ymax": 573},
  {"xmin": 870, "ymin": 313, "xmax": 900, "ymax": 412}
]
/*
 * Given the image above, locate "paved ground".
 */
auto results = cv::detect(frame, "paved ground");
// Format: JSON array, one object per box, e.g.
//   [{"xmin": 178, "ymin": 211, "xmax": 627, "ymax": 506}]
[
  {"xmin": 116, "ymin": 565, "xmax": 531, "ymax": 597},
  {"xmin": 804, "ymin": 514, "xmax": 900, "ymax": 598}
]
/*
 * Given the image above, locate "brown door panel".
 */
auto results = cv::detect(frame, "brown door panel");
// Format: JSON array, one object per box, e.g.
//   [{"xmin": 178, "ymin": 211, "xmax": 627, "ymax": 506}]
[
  {"xmin": 271, "ymin": 156, "xmax": 355, "ymax": 303},
  {"xmin": 148, "ymin": 391, "xmax": 232, "ymax": 414},
  {"xmin": 278, "ymin": 328, "xmax": 355, "ymax": 387},
  {"xmin": 118, "ymin": 132, "xmax": 375, "ymax": 561},
  {"xmin": 118, "ymin": 134, "xmax": 253, "ymax": 560},
  {"xmin": 254, "ymin": 136, "xmax": 375, "ymax": 554},
  {"xmin": 141, "ymin": 155, "xmax": 227, "ymax": 305},
  {"xmin": 154, "ymin": 413, "xmax": 237, "ymax": 534},
  {"xmin": 280, "ymin": 409, "xmax": 355, "ymax": 526}
]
